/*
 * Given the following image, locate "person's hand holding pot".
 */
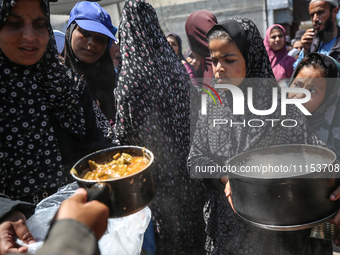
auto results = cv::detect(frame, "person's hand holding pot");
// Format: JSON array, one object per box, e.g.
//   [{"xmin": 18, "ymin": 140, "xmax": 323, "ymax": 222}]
[
  {"xmin": 56, "ymin": 188, "xmax": 109, "ymax": 240},
  {"xmin": 221, "ymin": 176, "xmax": 236, "ymax": 213},
  {"xmin": 329, "ymin": 185, "xmax": 340, "ymax": 246}
]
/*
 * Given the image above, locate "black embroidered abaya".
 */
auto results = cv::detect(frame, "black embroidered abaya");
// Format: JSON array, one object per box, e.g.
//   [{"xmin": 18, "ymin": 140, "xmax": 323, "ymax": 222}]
[{"xmin": 114, "ymin": 0, "xmax": 206, "ymax": 254}]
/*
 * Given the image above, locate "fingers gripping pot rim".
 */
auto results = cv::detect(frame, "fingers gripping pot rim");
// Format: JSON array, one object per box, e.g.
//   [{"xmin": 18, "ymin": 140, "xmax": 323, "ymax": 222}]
[{"xmin": 70, "ymin": 146, "xmax": 155, "ymax": 218}]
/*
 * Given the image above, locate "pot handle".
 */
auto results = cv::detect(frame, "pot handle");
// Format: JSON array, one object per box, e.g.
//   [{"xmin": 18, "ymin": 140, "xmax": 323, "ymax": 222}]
[
  {"xmin": 87, "ymin": 183, "xmax": 112, "ymax": 205},
  {"xmin": 49, "ymin": 183, "xmax": 112, "ymax": 226}
]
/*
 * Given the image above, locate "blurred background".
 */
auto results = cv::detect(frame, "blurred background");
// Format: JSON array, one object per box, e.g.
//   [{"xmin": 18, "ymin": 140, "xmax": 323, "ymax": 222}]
[{"xmin": 51, "ymin": 0, "xmax": 340, "ymax": 51}]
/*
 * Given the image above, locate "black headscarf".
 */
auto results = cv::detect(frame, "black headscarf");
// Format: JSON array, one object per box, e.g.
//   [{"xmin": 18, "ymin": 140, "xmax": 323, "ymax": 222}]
[
  {"xmin": 290, "ymin": 52, "xmax": 337, "ymax": 101},
  {"xmin": 165, "ymin": 32, "xmax": 186, "ymax": 61},
  {"xmin": 207, "ymin": 20, "xmax": 247, "ymax": 63},
  {"xmin": 63, "ymin": 22, "xmax": 116, "ymax": 120}
]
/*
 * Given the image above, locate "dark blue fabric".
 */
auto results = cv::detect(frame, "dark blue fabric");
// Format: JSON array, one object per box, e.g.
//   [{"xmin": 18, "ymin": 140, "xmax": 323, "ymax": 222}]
[{"xmin": 141, "ymin": 220, "xmax": 156, "ymax": 254}]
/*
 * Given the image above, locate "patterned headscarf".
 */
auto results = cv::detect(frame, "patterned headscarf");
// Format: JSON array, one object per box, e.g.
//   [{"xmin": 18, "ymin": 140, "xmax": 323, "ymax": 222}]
[
  {"xmin": 291, "ymin": 53, "xmax": 340, "ymax": 159},
  {"xmin": 115, "ymin": 0, "xmax": 190, "ymax": 149},
  {"xmin": 189, "ymin": 17, "xmax": 324, "ymax": 254},
  {"xmin": 114, "ymin": 0, "xmax": 205, "ymax": 252},
  {"xmin": 0, "ymin": 0, "xmax": 87, "ymax": 200}
]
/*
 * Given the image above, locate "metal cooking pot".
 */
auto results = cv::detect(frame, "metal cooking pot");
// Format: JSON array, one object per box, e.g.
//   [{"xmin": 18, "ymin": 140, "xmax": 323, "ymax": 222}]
[
  {"xmin": 70, "ymin": 146, "xmax": 155, "ymax": 218},
  {"xmin": 228, "ymin": 144, "xmax": 340, "ymax": 231}
]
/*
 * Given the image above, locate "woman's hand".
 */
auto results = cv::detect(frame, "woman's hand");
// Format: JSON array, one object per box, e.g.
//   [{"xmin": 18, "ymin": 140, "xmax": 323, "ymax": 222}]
[
  {"xmin": 329, "ymin": 186, "xmax": 340, "ymax": 225},
  {"xmin": 0, "ymin": 211, "xmax": 35, "ymax": 255},
  {"xmin": 222, "ymin": 177, "xmax": 236, "ymax": 213},
  {"xmin": 329, "ymin": 186, "xmax": 340, "ymax": 246}
]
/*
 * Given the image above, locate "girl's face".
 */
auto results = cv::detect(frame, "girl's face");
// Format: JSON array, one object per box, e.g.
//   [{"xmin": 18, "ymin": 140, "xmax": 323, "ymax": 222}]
[
  {"xmin": 269, "ymin": 28, "xmax": 284, "ymax": 51},
  {"xmin": 292, "ymin": 40, "xmax": 303, "ymax": 51},
  {"xmin": 71, "ymin": 26, "xmax": 108, "ymax": 64},
  {"xmin": 0, "ymin": 0, "xmax": 49, "ymax": 66},
  {"xmin": 209, "ymin": 38, "xmax": 246, "ymax": 87},
  {"xmin": 288, "ymin": 66, "xmax": 326, "ymax": 113},
  {"xmin": 167, "ymin": 36, "xmax": 179, "ymax": 55}
]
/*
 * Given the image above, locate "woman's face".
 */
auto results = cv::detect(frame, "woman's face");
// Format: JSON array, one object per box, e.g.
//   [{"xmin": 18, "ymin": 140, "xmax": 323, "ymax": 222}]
[
  {"xmin": 110, "ymin": 42, "xmax": 120, "ymax": 70},
  {"xmin": 209, "ymin": 38, "xmax": 246, "ymax": 87},
  {"xmin": 288, "ymin": 66, "xmax": 326, "ymax": 113},
  {"xmin": 187, "ymin": 52, "xmax": 200, "ymax": 71},
  {"xmin": 71, "ymin": 26, "xmax": 108, "ymax": 64},
  {"xmin": 0, "ymin": 0, "xmax": 49, "ymax": 66},
  {"xmin": 269, "ymin": 28, "xmax": 284, "ymax": 51},
  {"xmin": 167, "ymin": 36, "xmax": 179, "ymax": 55}
]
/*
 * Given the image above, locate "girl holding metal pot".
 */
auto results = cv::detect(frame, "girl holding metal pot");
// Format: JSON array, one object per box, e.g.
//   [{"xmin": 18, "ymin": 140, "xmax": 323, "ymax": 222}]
[
  {"xmin": 0, "ymin": 0, "xmax": 117, "ymax": 253},
  {"xmin": 188, "ymin": 17, "xmax": 332, "ymax": 254}
]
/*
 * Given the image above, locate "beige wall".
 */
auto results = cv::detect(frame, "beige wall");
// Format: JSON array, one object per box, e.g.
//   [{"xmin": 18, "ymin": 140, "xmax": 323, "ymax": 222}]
[
  {"xmin": 149, "ymin": 0, "xmax": 266, "ymax": 52},
  {"xmin": 51, "ymin": 0, "xmax": 293, "ymax": 55}
]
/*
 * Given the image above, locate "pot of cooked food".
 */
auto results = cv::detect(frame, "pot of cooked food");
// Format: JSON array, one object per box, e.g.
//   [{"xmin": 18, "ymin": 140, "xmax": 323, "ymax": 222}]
[
  {"xmin": 70, "ymin": 146, "xmax": 155, "ymax": 218},
  {"xmin": 227, "ymin": 144, "xmax": 340, "ymax": 231}
]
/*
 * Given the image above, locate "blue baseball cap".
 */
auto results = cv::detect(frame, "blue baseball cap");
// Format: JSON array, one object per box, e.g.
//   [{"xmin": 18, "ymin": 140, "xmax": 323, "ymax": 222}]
[{"xmin": 68, "ymin": 1, "xmax": 117, "ymax": 42}]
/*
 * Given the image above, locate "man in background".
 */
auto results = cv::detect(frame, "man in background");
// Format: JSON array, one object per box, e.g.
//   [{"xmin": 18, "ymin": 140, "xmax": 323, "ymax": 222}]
[{"xmin": 293, "ymin": 0, "xmax": 340, "ymax": 68}]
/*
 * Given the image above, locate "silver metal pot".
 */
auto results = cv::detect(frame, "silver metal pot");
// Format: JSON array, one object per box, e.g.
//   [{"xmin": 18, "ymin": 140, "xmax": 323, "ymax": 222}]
[
  {"xmin": 70, "ymin": 146, "xmax": 155, "ymax": 218},
  {"xmin": 228, "ymin": 144, "xmax": 340, "ymax": 231}
]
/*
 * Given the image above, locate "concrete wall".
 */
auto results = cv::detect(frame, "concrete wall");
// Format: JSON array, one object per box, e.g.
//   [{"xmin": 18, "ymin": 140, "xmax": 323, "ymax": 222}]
[
  {"xmin": 149, "ymin": 0, "xmax": 266, "ymax": 53},
  {"xmin": 50, "ymin": 0, "xmax": 294, "ymax": 55}
]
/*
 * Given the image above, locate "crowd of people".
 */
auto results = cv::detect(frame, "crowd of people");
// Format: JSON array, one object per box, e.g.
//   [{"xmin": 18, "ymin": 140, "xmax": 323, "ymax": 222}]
[{"xmin": 1, "ymin": 0, "xmax": 340, "ymax": 254}]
